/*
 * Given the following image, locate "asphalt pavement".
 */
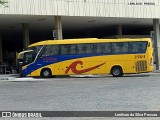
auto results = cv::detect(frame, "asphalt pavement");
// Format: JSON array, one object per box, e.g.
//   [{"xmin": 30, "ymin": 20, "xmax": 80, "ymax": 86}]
[{"xmin": 1, "ymin": 71, "xmax": 160, "ymax": 120}]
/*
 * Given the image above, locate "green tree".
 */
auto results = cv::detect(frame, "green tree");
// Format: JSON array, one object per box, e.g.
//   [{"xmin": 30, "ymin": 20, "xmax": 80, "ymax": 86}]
[{"xmin": 0, "ymin": 0, "xmax": 8, "ymax": 7}]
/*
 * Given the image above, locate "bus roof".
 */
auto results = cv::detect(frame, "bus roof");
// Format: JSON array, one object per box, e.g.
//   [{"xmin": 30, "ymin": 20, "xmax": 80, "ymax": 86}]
[{"xmin": 28, "ymin": 38, "xmax": 151, "ymax": 47}]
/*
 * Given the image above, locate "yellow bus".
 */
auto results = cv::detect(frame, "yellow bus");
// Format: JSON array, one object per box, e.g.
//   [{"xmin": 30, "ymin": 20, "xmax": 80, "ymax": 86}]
[{"xmin": 19, "ymin": 38, "xmax": 154, "ymax": 77}]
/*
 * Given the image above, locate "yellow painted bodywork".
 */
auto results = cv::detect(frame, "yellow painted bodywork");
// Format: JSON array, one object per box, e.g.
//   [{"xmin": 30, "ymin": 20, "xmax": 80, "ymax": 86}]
[
  {"xmin": 23, "ymin": 38, "xmax": 153, "ymax": 77},
  {"xmin": 28, "ymin": 38, "xmax": 151, "ymax": 47}
]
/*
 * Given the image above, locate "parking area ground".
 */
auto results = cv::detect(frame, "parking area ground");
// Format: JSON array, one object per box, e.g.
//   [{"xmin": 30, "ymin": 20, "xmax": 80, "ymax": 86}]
[{"xmin": 0, "ymin": 73, "xmax": 160, "ymax": 119}]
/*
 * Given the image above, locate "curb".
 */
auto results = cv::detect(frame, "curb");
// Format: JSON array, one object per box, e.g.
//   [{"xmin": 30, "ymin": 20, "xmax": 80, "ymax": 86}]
[
  {"xmin": 0, "ymin": 74, "xmax": 17, "ymax": 80},
  {"xmin": 0, "ymin": 71, "xmax": 160, "ymax": 80},
  {"xmin": 152, "ymin": 70, "xmax": 160, "ymax": 73}
]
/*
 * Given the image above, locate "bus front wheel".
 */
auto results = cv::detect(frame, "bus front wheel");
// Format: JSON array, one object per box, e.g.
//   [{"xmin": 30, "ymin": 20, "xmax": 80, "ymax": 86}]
[
  {"xmin": 41, "ymin": 68, "xmax": 52, "ymax": 78},
  {"xmin": 111, "ymin": 66, "xmax": 123, "ymax": 77}
]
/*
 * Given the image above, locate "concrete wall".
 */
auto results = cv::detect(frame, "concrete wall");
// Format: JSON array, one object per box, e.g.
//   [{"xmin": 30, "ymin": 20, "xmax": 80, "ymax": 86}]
[{"xmin": 0, "ymin": 0, "xmax": 160, "ymax": 18}]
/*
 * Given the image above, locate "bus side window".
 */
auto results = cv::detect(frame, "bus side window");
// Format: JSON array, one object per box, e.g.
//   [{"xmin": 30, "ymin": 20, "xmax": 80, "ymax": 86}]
[
  {"xmin": 105, "ymin": 43, "xmax": 111, "ymax": 54},
  {"xmin": 101, "ymin": 45, "xmax": 105, "ymax": 53},
  {"xmin": 118, "ymin": 43, "xmax": 127, "ymax": 53},
  {"xmin": 86, "ymin": 44, "xmax": 93, "ymax": 54},
  {"xmin": 41, "ymin": 46, "xmax": 51, "ymax": 57},
  {"xmin": 133, "ymin": 42, "xmax": 144, "ymax": 53},
  {"xmin": 122, "ymin": 43, "xmax": 128, "ymax": 53},
  {"xmin": 77, "ymin": 44, "xmax": 85, "ymax": 54},
  {"xmin": 76, "ymin": 45, "xmax": 80, "ymax": 54},
  {"xmin": 94, "ymin": 44, "xmax": 101, "ymax": 54},
  {"xmin": 60, "ymin": 44, "xmax": 76, "ymax": 55},
  {"xmin": 60, "ymin": 45, "xmax": 71, "ymax": 55},
  {"xmin": 67, "ymin": 47, "xmax": 71, "ymax": 54},
  {"xmin": 38, "ymin": 45, "xmax": 59, "ymax": 59},
  {"xmin": 82, "ymin": 46, "xmax": 87, "ymax": 53},
  {"xmin": 138, "ymin": 44, "xmax": 143, "ymax": 53},
  {"xmin": 77, "ymin": 44, "xmax": 83, "ymax": 54},
  {"xmin": 128, "ymin": 44, "xmax": 133, "ymax": 53},
  {"xmin": 115, "ymin": 43, "xmax": 121, "ymax": 53},
  {"xmin": 70, "ymin": 44, "xmax": 76, "ymax": 54},
  {"xmin": 111, "ymin": 43, "xmax": 116, "ymax": 54},
  {"xmin": 77, "ymin": 44, "xmax": 93, "ymax": 54},
  {"xmin": 50, "ymin": 45, "xmax": 59, "ymax": 55},
  {"xmin": 94, "ymin": 43, "xmax": 111, "ymax": 54},
  {"xmin": 93, "ymin": 44, "xmax": 98, "ymax": 53},
  {"xmin": 137, "ymin": 42, "xmax": 147, "ymax": 53}
]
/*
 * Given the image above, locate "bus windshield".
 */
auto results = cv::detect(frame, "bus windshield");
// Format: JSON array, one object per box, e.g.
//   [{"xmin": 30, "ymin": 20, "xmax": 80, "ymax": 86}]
[
  {"xmin": 22, "ymin": 46, "xmax": 42, "ymax": 65},
  {"xmin": 23, "ymin": 51, "xmax": 35, "ymax": 65}
]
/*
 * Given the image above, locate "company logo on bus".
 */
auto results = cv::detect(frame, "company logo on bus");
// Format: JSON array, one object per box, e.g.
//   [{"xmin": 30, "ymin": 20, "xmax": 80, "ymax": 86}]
[
  {"xmin": 43, "ymin": 58, "xmax": 57, "ymax": 61},
  {"xmin": 65, "ymin": 60, "xmax": 105, "ymax": 74}
]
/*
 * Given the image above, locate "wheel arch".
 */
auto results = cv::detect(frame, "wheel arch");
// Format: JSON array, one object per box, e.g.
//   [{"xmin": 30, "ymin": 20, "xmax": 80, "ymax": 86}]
[
  {"xmin": 40, "ymin": 67, "xmax": 52, "ymax": 78},
  {"xmin": 110, "ymin": 65, "xmax": 124, "ymax": 77},
  {"xmin": 110, "ymin": 65, "xmax": 123, "ymax": 72}
]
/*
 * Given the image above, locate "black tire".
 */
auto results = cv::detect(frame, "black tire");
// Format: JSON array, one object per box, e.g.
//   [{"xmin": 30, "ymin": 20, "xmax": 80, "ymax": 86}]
[
  {"xmin": 111, "ymin": 66, "xmax": 123, "ymax": 77},
  {"xmin": 41, "ymin": 68, "xmax": 52, "ymax": 78}
]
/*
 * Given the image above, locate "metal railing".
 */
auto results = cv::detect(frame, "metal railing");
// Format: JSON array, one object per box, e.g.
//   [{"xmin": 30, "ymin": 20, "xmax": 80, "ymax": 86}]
[{"xmin": 0, "ymin": 64, "xmax": 17, "ymax": 74}]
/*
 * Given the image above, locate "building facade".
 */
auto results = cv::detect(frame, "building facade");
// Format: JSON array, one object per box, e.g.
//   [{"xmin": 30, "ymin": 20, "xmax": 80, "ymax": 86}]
[
  {"xmin": 0, "ymin": 0, "xmax": 160, "ymax": 69},
  {"xmin": 1, "ymin": 0, "xmax": 160, "ymax": 18}
]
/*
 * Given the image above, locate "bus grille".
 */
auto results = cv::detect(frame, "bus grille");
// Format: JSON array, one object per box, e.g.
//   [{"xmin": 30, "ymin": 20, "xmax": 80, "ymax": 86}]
[{"xmin": 136, "ymin": 60, "xmax": 147, "ymax": 72}]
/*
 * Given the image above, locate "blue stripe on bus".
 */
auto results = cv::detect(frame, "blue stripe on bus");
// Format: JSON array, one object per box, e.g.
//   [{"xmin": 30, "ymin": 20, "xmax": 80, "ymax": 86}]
[{"xmin": 21, "ymin": 54, "xmax": 102, "ymax": 77}]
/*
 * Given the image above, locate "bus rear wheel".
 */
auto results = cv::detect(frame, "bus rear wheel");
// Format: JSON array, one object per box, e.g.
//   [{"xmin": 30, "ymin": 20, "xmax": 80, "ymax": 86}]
[
  {"xmin": 111, "ymin": 66, "xmax": 123, "ymax": 77},
  {"xmin": 41, "ymin": 68, "xmax": 52, "ymax": 78}
]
